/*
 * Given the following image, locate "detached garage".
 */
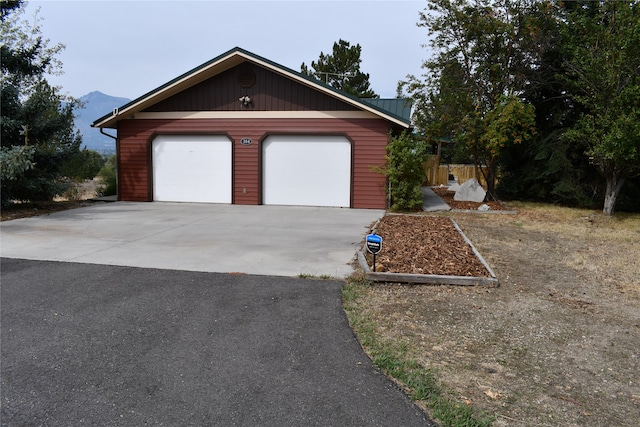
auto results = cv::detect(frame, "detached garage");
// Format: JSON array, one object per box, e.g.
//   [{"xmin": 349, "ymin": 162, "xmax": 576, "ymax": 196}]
[{"xmin": 92, "ymin": 47, "xmax": 412, "ymax": 209}]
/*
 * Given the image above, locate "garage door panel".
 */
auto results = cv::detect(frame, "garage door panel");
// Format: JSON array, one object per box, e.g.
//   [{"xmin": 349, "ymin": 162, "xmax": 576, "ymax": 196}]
[
  {"xmin": 263, "ymin": 135, "xmax": 351, "ymax": 207},
  {"xmin": 153, "ymin": 135, "xmax": 232, "ymax": 203}
]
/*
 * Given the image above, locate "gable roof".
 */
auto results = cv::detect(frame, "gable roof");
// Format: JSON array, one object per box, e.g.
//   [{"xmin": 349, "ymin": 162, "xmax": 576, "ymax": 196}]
[{"xmin": 92, "ymin": 47, "xmax": 412, "ymax": 129}]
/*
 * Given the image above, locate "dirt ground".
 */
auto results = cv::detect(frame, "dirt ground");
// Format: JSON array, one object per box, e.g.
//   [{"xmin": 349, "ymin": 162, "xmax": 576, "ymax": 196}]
[{"xmin": 355, "ymin": 204, "xmax": 640, "ymax": 426}]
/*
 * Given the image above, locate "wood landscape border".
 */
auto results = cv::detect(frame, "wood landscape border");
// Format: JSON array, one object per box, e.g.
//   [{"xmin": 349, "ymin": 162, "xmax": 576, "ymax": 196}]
[{"xmin": 357, "ymin": 216, "xmax": 499, "ymax": 286}]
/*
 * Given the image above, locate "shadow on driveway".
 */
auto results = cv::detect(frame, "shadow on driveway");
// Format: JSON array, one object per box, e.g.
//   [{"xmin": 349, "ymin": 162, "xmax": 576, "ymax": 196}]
[{"xmin": 1, "ymin": 259, "xmax": 433, "ymax": 426}]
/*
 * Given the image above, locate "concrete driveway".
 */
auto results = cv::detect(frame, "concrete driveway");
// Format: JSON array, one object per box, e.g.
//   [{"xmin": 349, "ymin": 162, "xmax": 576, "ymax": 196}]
[{"xmin": 0, "ymin": 202, "xmax": 384, "ymax": 277}]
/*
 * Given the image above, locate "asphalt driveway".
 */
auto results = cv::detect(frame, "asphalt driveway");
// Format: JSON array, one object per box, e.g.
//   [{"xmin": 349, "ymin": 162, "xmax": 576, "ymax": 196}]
[
  {"xmin": 0, "ymin": 202, "xmax": 384, "ymax": 278},
  {"xmin": 1, "ymin": 259, "xmax": 433, "ymax": 426}
]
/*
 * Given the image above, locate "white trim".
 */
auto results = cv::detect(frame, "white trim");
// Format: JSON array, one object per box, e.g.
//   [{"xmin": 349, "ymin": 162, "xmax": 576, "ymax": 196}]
[{"xmin": 134, "ymin": 111, "xmax": 379, "ymax": 120}]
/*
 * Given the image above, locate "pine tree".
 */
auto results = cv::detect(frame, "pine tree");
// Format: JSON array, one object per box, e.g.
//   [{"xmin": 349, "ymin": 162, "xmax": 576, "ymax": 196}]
[
  {"xmin": 301, "ymin": 39, "xmax": 378, "ymax": 98},
  {"xmin": 1, "ymin": 1, "xmax": 84, "ymax": 203}
]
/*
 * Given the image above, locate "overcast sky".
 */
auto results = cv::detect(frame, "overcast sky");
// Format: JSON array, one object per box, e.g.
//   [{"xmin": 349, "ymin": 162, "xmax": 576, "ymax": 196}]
[{"xmin": 22, "ymin": 0, "xmax": 431, "ymax": 101}]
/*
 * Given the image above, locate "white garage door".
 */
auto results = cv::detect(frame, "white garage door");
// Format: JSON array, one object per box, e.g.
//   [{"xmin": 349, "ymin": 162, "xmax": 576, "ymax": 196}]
[
  {"xmin": 152, "ymin": 135, "xmax": 232, "ymax": 203},
  {"xmin": 263, "ymin": 135, "xmax": 351, "ymax": 207}
]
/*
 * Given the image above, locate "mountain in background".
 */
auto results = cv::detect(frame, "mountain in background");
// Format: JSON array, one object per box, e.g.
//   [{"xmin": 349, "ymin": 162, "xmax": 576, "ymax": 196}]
[{"xmin": 75, "ymin": 91, "xmax": 130, "ymax": 154}]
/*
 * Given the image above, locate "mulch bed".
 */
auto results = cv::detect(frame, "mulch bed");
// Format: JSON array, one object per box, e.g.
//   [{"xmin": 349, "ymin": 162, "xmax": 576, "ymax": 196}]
[
  {"xmin": 368, "ymin": 215, "xmax": 492, "ymax": 277},
  {"xmin": 431, "ymin": 186, "xmax": 509, "ymax": 211}
]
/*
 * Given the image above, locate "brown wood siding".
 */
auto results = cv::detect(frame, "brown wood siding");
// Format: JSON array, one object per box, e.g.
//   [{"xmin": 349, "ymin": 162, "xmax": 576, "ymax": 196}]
[
  {"xmin": 117, "ymin": 118, "xmax": 389, "ymax": 208},
  {"xmin": 143, "ymin": 63, "xmax": 359, "ymax": 113},
  {"xmin": 117, "ymin": 125, "xmax": 151, "ymax": 201}
]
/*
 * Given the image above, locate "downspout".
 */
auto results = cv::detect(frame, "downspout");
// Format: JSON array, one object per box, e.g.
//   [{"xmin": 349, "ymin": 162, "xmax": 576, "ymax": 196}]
[{"xmin": 99, "ymin": 127, "xmax": 117, "ymax": 141}]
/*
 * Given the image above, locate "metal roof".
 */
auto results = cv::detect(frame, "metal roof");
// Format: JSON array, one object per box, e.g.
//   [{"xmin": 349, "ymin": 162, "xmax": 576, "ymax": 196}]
[
  {"xmin": 92, "ymin": 47, "xmax": 413, "ymax": 129},
  {"xmin": 359, "ymin": 98, "xmax": 413, "ymax": 123}
]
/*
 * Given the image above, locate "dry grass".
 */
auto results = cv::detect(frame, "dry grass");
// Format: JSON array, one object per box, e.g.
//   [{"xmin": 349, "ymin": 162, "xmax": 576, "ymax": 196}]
[{"xmin": 348, "ymin": 202, "xmax": 640, "ymax": 426}]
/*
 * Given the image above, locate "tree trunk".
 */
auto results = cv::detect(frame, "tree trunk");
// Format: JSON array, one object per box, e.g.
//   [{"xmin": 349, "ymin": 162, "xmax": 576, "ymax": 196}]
[
  {"xmin": 603, "ymin": 172, "xmax": 626, "ymax": 216},
  {"xmin": 482, "ymin": 157, "xmax": 497, "ymax": 201}
]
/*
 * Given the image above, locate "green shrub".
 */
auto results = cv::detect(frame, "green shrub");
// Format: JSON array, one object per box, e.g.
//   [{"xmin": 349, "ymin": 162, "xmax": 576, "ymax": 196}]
[
  {"xmin": 97, "ymin": 155, "xmax": 117, "ymax": 196},
  {"xmin": 2, "ymin": 145, "xmax": 71, "ymax": 203},
  {"xmin": 60, "ymin": 148, "xmax": 106, "ymax": 181},
  {"xmin": 382, "ymin": 132, "xmax": 428, "ymax": 211},
  {"xmin": 0, "ymin": 145, "xmax": 36, "ymax": 206}
]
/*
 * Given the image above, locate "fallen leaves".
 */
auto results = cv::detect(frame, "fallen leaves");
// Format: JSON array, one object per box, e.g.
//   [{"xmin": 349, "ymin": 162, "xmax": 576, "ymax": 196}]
[{"xmin": 484, "ymin": 389, "xmax": 502, "ymax": 400}]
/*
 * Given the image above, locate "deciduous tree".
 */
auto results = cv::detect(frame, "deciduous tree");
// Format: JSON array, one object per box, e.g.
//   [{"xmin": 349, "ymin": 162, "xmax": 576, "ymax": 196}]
[
  {"xmin": 497, "ymin": 1, "xmax": 600, "ymax": 207},
  {"xmin": 560, "ymin": 1, "xmax": 640, "ymax": 215},
  {"xmin": 400, "ymin": 0, "xmax": 538, "ymax": 196}
]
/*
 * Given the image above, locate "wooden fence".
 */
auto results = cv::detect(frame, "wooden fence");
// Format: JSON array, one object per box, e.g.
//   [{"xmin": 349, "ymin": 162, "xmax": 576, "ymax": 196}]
[{"xmin": 423, "ymin": 156, "xmax": 489, "ymax": 188}]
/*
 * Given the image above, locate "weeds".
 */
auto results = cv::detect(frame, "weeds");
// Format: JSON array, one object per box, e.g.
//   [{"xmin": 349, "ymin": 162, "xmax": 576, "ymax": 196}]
[
  {"xmin": 342, "ymin": 275, "xmax": 494, "ymax": 427},
  {"xmin": 297, "ymin": 273, "xmax": 336, "ymax": 280}
]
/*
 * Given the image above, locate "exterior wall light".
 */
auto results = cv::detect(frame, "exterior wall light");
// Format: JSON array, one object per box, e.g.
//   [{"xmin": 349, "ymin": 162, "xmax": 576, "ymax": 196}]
[{"xmin": 239, "ymin": 95, "xmax": 252, "ymax": 106}]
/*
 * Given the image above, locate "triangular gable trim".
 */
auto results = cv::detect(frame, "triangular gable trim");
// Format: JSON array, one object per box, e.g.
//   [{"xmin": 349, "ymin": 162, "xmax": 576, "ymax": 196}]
[{"xmin": 92, "ymin": 47, "xmax": 412, "ymax": 129}]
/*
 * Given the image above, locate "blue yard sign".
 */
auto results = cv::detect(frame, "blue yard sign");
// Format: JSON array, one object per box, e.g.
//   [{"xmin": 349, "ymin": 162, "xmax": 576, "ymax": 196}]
[
  {"xmin": 366, "ymin": 233, "xmax": 382, "ymax": 272},
  {"xmin": 366, "ymin": 233, "xmax": 382, "ymax": 254}
]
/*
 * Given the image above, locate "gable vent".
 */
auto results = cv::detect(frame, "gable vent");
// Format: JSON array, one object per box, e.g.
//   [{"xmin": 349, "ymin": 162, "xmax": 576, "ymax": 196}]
[{"xmin": 237, "ymin": 68, "xmax": 256, "ymax": 88}]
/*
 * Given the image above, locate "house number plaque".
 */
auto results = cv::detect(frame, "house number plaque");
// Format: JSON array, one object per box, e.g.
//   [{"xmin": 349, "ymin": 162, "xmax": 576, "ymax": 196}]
[{"xmin": 240, "ymin": 138, "xmax": 252, "ymax": 146}]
